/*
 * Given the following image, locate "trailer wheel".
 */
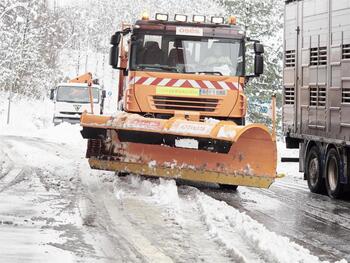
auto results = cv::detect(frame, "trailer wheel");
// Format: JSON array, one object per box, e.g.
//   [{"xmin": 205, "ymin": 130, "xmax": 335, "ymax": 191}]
[
  {"xmin": 219, "ymin": 184, "xmax": 238, "ymax": 191},
  {"xmin": 305, "ymin": 145, "xmax": 325, "ymax": 194},
  {"xmin": 325, "ymin": 148, "xmax": 344, "ymax": 199}
]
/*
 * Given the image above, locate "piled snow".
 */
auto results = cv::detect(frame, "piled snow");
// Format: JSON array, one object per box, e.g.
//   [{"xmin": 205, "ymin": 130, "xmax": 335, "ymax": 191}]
[
  {"xmin": 115, "ymin": 176, "xmax": 181, "ymax": 208},
  {"xmin": 113, "ymin": 175, "xmax": 345, "ymax": 263},
  {"xmin": 174, "ymin": 138, "xmax": 199, "ymax": 149},
  {"xmin": 0, "ymin": 92, "xmax": 53, "ymax": 131},
  {"xmin": 217, "ymin": 126, "xmax": 237, "ymax": 139},
  {"xmin": 196, "ymin": 192, "xmax": 322, "ymax": 263},
  {"xmin": 0, "ymin": 91, "xmax": 84, "ymax": 147}
]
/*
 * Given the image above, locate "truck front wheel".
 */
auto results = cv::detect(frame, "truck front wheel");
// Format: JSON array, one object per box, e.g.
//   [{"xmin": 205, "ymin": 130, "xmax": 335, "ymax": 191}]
[
  {"xmin": 305, "ymin": 145, "xmax": 326, "ymax": 194},
  {"xmin": 325, "ymin": 148, "xmax": 344, "ymax": 199},
  {"xmin": 219, "ymin": 184, "xmax": 238, "ymax": 191}
]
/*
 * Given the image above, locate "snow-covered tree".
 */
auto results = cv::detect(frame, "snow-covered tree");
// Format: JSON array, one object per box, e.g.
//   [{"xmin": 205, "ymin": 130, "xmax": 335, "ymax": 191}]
[
  {"xmin": 61, "ymin": 0, "xmax": 227, "ymax": 59},
  {"xmin": 223, "ymin": 0, "xmax": 283, "ymax": 129},
  {"xmin": 0, "ymin": 0, "xmax": 68, "ymax": 98},
  {"xmin": 1, "ymin": 0, "xmax": 283, "ymax": 126}
]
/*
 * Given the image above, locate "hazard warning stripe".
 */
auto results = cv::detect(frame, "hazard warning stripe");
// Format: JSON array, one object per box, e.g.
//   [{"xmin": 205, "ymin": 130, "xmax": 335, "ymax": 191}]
[{"xmin": 129, "ymin": 76, "xmax": 243, "ymax": 90}]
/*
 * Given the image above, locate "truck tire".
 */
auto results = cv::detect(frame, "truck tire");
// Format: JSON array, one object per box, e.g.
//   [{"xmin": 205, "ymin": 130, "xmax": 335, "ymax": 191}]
[
  {"xmin": 219, "ymin": 184, "xmax": 238, "ymax": 191},
  {"xmin": 115, "ymin": 171, "xmax": 128, "ymax": 177},
  {"xmin": 305, "ymin": 145, "xmax": 326, "ymax": 194},
  {"xmin": 325, "ymin": 148, "xmax": 344, "ymax": 199}
]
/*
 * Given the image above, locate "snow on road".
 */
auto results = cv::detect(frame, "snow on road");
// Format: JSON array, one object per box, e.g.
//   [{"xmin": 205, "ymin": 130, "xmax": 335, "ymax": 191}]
[
  {"xmin": 112, "ymin": 175, "xmax": 329, "ymax": 263},
  {"xmin": 0, "ymin": 94, "xmax": 347, "ymax": 262}
]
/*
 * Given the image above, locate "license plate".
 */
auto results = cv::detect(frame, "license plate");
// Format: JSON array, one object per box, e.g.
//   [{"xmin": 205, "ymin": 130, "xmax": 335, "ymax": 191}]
[
  {"xmin": 175, "ymin": 138, "xmax": 199, "ymax": 149},
  {"xmin": 200, "ymin": 89, "xmax": 227, "ymax": 96}
]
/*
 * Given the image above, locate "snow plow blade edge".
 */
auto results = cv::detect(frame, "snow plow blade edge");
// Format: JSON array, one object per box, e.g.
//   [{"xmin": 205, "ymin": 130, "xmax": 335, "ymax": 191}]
[{"xmin": 81, "ymin": 112, "xmax": 277, "ymax": 189}]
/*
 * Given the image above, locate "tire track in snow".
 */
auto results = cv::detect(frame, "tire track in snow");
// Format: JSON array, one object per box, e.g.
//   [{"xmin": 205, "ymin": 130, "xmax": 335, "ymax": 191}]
[
  {"xmin": 0, "ymin": 168, "xmax": 28, "ymax": 193},
  {"xmin": 109, "ymin": 176, "xmax": 238, "ymax": 262},
  {"xmin": 179, "ymin": 187, "xmax": 265, "ymax": 263},
  {"xmin": 0, "ymin": 135, "xmax": 101, "ymax": 261},
  {"xmin": 106, "ymin": 175, "xmax": 324, "ymax": 263}
]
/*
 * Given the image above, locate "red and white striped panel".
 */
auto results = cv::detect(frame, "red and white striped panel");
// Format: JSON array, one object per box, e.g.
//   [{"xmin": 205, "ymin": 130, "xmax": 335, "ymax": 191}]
[{"xmin": 129, "ymin": 76, "xmax": 243, "ymax": 91}]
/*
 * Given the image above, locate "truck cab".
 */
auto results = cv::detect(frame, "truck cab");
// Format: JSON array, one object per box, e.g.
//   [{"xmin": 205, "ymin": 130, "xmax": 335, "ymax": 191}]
[
  {"xmin": 50, "ymin": 82, "xmax": 105, "ymax": 125},
  {"xmin": 110, "ymin": 14, "xmax": 264, "ymax": 124},
  {"xmin": 79, "ymin": 14, "xmax": 277, "ymax": 190}
]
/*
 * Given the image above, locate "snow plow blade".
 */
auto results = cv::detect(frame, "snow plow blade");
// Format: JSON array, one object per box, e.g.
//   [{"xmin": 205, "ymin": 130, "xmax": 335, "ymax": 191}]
[{"xmin": 80, "ymin": 112, "xmax": 277, "ymax": 188}]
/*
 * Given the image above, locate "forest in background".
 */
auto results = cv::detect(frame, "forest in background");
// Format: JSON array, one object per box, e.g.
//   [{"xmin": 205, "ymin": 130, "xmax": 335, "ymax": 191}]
[{"xmin": 0, "ymin": 0, "xmax": 283, "ymax": 126}]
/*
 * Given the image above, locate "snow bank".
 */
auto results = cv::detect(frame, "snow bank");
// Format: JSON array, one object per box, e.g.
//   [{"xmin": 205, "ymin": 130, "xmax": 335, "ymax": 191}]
[
  {"xmin": 196, "ymin": 192, "xmax": 323, "ymax": 263},
  {"xmin": 0, "ymin": 91, "xmax": 53, "ymax": 131},
  {"xmin": 112, "ymin": 176, "xmax": 346, "ymax": 263},
  {"xmin": 0, "ymin": 91, "xmax": 84, "ymax": 146}
]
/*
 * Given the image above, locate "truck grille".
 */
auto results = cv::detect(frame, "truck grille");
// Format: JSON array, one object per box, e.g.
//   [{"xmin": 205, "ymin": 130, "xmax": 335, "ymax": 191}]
[{"xmin": 152, "ymin": 96, "xmax": 219, "ymax": 112}]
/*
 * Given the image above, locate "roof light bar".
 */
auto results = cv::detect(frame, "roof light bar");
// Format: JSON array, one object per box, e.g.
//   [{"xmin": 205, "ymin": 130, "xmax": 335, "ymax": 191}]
[
  {"xmin": 175, "ymin": 14, "xmax": 187, "ymax": 22},
  {"xmin": 155, "ymin": 13, "xmax": 168, "ymax": 21},
  {"xmin": 193, "ymin": 15, "xmax": 206, "ymax": 23},
  {"xmin": 211, "ymin": 16, "xmax": 224, "ymax": 24}
]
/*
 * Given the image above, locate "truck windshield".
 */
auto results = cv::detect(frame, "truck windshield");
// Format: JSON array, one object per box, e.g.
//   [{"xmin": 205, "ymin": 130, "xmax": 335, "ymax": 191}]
[
  {"xmin": 130, "ymin": 34, "xmax": 244, "ymax": 76},
  {"xmin": 56, "ymin": 86, "xmax": 100, "ymax": 103}
]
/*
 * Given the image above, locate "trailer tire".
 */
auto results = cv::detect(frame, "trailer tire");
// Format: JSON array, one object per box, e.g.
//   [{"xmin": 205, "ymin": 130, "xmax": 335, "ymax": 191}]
[
  {"xmin": 325, "ymin": 148, "xmax": 344, "ymax": 199},
  {"xmin": 305, "ymin": 145, "xmax": 326, "ymax": 194},
  {"xmin": 219, "ymin": 184, "xmax": 238, "ymax": 191}
]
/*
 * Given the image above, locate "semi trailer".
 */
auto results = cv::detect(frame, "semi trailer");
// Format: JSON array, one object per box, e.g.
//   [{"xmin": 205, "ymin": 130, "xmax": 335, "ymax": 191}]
[{"xmin": 283, "ymin": 0, "xmax": 350, "ymax": 198}]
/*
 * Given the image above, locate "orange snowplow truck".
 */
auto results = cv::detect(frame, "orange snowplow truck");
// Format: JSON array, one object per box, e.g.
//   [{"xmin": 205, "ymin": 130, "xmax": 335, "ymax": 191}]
[{"xmin": 80, "ymin": 13, "xmax": 277, "ymax": 189}]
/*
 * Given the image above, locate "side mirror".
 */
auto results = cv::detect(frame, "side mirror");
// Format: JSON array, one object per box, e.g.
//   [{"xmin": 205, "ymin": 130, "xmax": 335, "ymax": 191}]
[
  {"xmin": 102, "ymin": 90, "xmax": 106, "ymax": 99},
  {"xmin": 254, "ymin": 43, "xmax": 264, "ymax": 54},
  {"xmin": 111, "ymin": 32, "xmax": 121, "ymax": 45},
  {"xmin": 109, "ymin": 32, "xmax": 121, "ymax": 69},
  {"xmin": 50, "ymin": 89, "xmax": 55, "ymax": 100},
  {"xmin": 245, "ymin": 40, "xmax": 264, "ymax": 79},
  {"xmin": 254, "ymin": 55, "xmax": 264, "ymax": 76},
  {"xmin": 109, "ymin": 45, "xmax": 119, "ymax": 69}
]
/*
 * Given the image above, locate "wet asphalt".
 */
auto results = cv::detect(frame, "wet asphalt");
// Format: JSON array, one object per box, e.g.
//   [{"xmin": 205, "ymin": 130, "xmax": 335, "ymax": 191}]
[{"xmin": 200, "ymin": 178, "xmax": 350, "ymax": 262}]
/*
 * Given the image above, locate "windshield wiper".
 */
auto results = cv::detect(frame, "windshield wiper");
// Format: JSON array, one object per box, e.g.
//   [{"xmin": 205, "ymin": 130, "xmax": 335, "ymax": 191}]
[
  {"xmin": 185, "ymin": 71, "xmax": 223, "ymax": 76},
  {"xmin": 137, "ymin": 65, "xmax": 178, "ymax": 72}
]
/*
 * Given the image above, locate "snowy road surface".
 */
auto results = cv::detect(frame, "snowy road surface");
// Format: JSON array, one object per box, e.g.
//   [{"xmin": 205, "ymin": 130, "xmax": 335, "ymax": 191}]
[{"xmin": 0, "ymin": 122, "xmax": 348, "ymax": 262}]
